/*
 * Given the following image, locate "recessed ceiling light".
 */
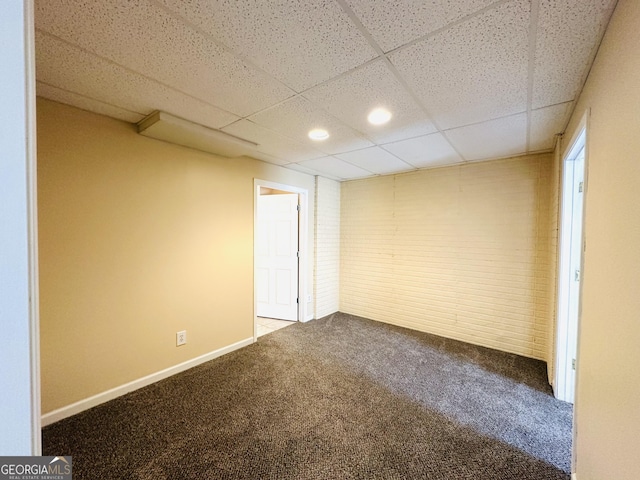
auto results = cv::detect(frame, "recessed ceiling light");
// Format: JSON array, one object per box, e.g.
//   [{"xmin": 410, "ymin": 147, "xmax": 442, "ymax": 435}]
[
  {"xmin": 368, "ymin": 107, "xmax": 392, "ymax": 125},
  {"xmin": 308, "ymin": 128, "xmax": 329, "ymax": 141}
]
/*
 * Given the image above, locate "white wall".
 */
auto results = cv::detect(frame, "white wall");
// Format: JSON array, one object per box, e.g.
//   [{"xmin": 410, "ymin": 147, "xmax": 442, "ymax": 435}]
[
  {"xmin": 562, "ymin": 0, "xmax": 640, "ymax": 478},
  {"xmin": 0, "ymin": 0, "xmax": 40, "ymax": 455},
  {"xmin": 314, "ymin": 176, "xmax": 341, "ymax": 318},
  {"xmin": 341, "ymin": 155, "xmax": 555, "ymax": 360}
]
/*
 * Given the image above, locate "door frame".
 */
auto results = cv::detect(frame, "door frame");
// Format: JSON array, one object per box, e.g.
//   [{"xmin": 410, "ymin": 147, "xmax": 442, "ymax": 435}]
[
  {"xmin": 253, "ymin": 179, "xmax": 309, "ymax": 341},
  {"xmin": 1, "ymin": 0, "xmax": 41, "ymax": 454},
  {"xmin": 555, "ymin": 111, "xmax": 589, "ymax": 472},
  {"xmin": 555, "ymin": 124, "xmax": 587, "ymax": 403}
]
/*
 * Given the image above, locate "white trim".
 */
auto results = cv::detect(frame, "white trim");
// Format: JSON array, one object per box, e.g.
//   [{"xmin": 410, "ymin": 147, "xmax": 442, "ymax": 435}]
[
  {"xmin": 561, "ymin": 110, "xmax": 589, "ymax": 160},
  {"xmin": 571, "ymin": 474, "xmax": 578, "ymax": 480},
  {"xmin": 25, "ymin": 0, "xmax": 41, "ymax": 455},
  {"xmin": 253, "ymin": 179, "xmax": 310, "ymax": 341},
  {"xmin": 555, "ymin": 112, "xmax": 589, "ymax": 398},
  {"xmin": 555, "ymin": 129, "xmax": 586, "ymax": 403},
  {"xmin": 41, "ymin": 337, "xmax": 253, "ymax": 426},
  {"xmin": 554, "ymin": 110, "xmax": 589, "ymax": 475},
  {"xmin": 0, "ymin": 0, "xmax": 40, "ymax": 455}
]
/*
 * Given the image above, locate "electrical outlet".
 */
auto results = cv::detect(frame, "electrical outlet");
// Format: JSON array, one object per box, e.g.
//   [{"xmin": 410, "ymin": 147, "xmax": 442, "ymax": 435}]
[
  {"xmin": 176, "ymin": 330, "xmax": 187, "ymax": 346},
  {"xmin": 306, "ymin": 294, "xmax": 312, "ymax": 303}
]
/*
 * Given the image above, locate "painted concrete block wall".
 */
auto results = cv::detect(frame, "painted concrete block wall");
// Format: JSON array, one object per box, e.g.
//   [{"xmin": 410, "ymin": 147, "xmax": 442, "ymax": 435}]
[
  {"xmin": 561, "ymin": 1, "xmax": 640, "ymax": 478},
  {"xmin": 314, "ymin": 176, "xmax": 340, "ymax": 318},
  {"xmin": 546, "ymin": 141, "xmax": 561, "ymax": 386},
  {"xmin": 341, "ymin": 155, "xmax": 554, "ymax": 360}
]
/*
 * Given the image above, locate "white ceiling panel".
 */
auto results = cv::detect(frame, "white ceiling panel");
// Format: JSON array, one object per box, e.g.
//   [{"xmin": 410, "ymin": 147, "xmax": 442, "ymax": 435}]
[
  {"xmin": 297, "ymin": 156, "xmax": 373, "ymax": 180},
  {"xmin": 222, "ymin": 120, "xmax": 325, "ymax": 164},
  {"xmin": 34, "ymin": 0, "xmax": 616, "ymax": 179},
  {"xmin": 285, "ymin": 162, "xmax": 340, "ymax": 181},
  {"xmin": 157, "ymin": 0, "xmax": 377, "ymax": 92},
  {"xmin": 389, "ymin": 0, "xmax": 530, "ymax": 130},
  {"xmin": 532, "ymin": 0, "xmax": 617, "ymax": 109},
  {"xmin": 248, "ymin": 96, "xmax": 374, "ymax": 155},
  {"xmin": 445, "ymin": 113, "xmax": 528, "ymax": 162},
  {"xmin": 336, "ymin": 147, "xmax": 415, "ymax": 175},
  {"xmin": 530, "ymin": 102, "xmax": 573, "ymax": 152},
  {"xmin": 382, "ymin": 133, "xmax": 463, "ymax": 168},
  {"xmin": 245, "ymin": 151, "xmax": 291, "ymax": 167},
  {"xmin": 36, "ymin": 82, "xmax": 145, "ymax": 123},
  {"xmin": 303, "ymin": 59, "xmax": 437, "ymax": 144},
  {"xmin": 35, "ymin": 0, "xmax": 295, "ymax": 116},
  {"xmin": 345, "ymin": 0, "xmax": 497, "ymax": 52},
  {"xmin": 35, "ymin": 32, "xmax": 240, "ymax": 130}
]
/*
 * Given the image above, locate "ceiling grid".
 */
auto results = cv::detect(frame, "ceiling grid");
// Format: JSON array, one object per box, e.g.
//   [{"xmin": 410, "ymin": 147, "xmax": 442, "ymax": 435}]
[{"xmin": 34, "ymin": 0, "xmax": 618, "ymax": 181}]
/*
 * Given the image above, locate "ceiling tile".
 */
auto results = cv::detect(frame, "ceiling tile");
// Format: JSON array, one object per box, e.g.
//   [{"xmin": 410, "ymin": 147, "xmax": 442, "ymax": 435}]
[
  {"xmin": 303, "ymin": 59, "xmax": 436, "ymax": 144},
  {"xmin": 532, "ymin": 0, "xmax": 617, "ymax": 109},
  {"xmin": 345, "ymin": 0, "xmax": 497, "ymax": 52},
  {"xmin": 297, "ymin": 156, "xmax": 373, "ymax": 180},
  {"xmin": 35, "ymin": 32, "xmax": 240, "ymax": 129},
  {"xmin": 389, "ymin": 0, "xmax": 530, "ymax": 130},
  {"xmin": 34, "ymin": 0, "xmax": 613, "ymax": 178},
  {"xmin": 336, "ymin": 147, "xmax": 415, "ymax": 175},
  {"xmin": 284, "ymin": 162, "xmax": 339, "ymax": 180},
  {"xmin": 222, "ymin": 120, "xmax": 325, "ymax": 163},
  {"xmin": 36, "ymin": 82, "xmax": 145, "ymax": 123},
  {"xmin": 530, "ymin": 102, "xmax": 573, "ymax": 152},
  {"xmin": 248, "ymin": 96, "xmax": 374, "ymax": 155},
  {"xmin": 35, "ymin": 0, "xmax": 294, "ymax": 116},
  {"xmin": 445, "ymin": 113, "xmax": 528, "ymax": 161},
  {"xmin": 157, "ymin": 0, "xmax": 377, "ymax": 92},
  {"xmin": 245, "ymin": 151, "xmax": 291, "ymax": 167},
  {"xmin": 382, "ymin": 133, "xmax": 463, "ymax": 168}
]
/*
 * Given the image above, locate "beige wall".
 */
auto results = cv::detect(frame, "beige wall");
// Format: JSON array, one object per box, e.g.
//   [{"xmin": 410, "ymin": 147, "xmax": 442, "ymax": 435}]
[
  {"xmin": 37, "ymin": 99, "xmax": 316, "ymax": 414},
  {"xmin": 562, "ymin": 1, "xmax": 640, "ymax": 478},
  {"xmin": 341, "ymin": 155, "xmax": 554, "ymax": 360}
]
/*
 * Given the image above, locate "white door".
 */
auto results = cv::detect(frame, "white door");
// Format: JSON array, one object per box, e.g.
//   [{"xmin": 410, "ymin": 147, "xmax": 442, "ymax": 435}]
[
  {"xmin": 556, "ymin": 132, "xmax": 586, "ymax": 404},
  {"xmin": 565, "ymin": 147, "xmax": 585, "ymax": 404},
  {"xmin": 256, "ymin": 194, "xmax": 299, "ymax": 321}
]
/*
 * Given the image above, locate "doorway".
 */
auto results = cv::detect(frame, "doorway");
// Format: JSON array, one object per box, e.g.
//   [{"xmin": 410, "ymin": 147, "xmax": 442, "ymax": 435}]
[
  {"xmin": 253, "ymin": 180, "xmax": 308, "ymax": 340},
  {"xmin": 555, "ymin": 126, "xmax": 587, "ymax": 404}
]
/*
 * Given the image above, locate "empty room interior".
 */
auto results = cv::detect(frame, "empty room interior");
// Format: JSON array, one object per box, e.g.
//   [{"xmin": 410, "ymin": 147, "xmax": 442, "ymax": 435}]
[{"xmin": 3, "ymin": 0, "xmax": 640, "ymax": 479}]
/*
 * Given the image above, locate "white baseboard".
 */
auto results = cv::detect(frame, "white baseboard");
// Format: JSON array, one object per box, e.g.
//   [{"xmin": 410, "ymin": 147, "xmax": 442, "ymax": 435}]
[
  {"xmin": 572, "ymin": 473, "xmax": 577, "ymax": 480},
  {"xmin": 41, "ymin": 337, "xmax": 253, "ymax": 427}
]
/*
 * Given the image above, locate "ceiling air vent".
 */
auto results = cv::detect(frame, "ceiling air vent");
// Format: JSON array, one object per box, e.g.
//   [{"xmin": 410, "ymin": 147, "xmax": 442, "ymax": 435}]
[{"xmin": 137, "ymin": 111, "xmax": 258, "ymax": 158}]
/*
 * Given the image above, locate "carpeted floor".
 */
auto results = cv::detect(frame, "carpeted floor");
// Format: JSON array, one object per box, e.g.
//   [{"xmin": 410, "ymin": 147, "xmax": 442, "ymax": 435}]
[{"xmin": 43, "ymin": 313, "xmax": 573, "ymax": 479}]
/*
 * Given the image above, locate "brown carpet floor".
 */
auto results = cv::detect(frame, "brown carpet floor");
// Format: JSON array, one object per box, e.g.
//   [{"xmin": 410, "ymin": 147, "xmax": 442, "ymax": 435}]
[{"xmin": 43, "ymin": 312, "xmax": 572, "ymax": 479}]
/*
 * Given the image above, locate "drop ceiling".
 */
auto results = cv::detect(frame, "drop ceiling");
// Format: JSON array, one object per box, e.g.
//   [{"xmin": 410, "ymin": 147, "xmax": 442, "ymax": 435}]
[{"xmin": 35, "ymin": 0, "xmax": 617, "ymax": 181}]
